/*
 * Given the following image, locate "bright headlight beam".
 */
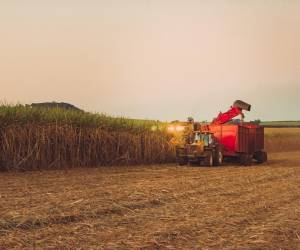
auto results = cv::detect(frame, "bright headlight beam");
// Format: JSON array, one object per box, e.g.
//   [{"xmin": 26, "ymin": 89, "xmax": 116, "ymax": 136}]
[
  {"xmin": 167, "ymin": 126, "xmax": 175, "ymax": 132},
  {"xmin": 175, "ymin": 126, "xmax": 185, "ymax": 132}
]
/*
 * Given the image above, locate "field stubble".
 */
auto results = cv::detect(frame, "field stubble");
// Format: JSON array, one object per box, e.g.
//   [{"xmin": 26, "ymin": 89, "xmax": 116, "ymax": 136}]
[{"xmin": 0, "ymin": 151, "xmax": 300, "ymax": 249}]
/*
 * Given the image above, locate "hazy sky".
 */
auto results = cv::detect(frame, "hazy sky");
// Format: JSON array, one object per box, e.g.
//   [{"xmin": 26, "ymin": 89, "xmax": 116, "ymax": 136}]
[{"xmin": 1, "ymin": 0, "xmax": 300, "ymax": 121}]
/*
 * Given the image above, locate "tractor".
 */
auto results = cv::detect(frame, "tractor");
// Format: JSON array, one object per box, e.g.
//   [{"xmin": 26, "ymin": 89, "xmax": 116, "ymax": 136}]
[{"xmin": 175, "ymin": 130, "xmax": 223, "ymax": 166}]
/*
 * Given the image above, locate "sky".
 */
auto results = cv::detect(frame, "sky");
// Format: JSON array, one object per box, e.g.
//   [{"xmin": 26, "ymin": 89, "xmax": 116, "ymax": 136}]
[{"xmin": 1, "ymin": 0, "xmax": 300, "ymax": 121}]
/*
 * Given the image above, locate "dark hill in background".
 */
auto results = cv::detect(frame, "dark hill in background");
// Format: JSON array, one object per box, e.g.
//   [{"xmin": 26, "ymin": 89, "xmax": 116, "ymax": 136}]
[{"xmin": 31, "ymin": 102, "xmax": 83, "ymax": 112}]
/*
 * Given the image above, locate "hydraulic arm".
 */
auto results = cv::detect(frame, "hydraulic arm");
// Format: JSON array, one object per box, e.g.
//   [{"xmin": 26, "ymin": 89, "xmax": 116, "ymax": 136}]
[{"xmin": 211, "ymin": 100, "xmax": 251, "ymax": 125}]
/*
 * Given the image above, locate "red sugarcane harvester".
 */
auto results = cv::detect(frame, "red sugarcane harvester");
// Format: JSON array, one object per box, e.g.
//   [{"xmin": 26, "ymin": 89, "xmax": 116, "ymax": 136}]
[{"xmin": 169, "ymin": 100, "xmax": 267, "ymax": 166}]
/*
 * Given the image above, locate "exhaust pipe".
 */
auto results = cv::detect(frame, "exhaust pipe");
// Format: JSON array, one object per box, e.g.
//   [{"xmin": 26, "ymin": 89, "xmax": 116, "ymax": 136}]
[{"xmin": 233, "ymin": 100, "xmax": 251, "ymax": 111}]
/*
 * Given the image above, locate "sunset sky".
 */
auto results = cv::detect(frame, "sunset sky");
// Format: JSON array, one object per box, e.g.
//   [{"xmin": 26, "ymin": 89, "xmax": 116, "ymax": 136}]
[{"xmin": 1, "ymin": 0, "xmax": 299, "ymax": 121}]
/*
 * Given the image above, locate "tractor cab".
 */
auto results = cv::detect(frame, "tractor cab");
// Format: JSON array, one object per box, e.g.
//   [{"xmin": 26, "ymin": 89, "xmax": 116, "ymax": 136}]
[{"xmin": 193, "ymin": 131, "xmax": 212, "ymax": 146}]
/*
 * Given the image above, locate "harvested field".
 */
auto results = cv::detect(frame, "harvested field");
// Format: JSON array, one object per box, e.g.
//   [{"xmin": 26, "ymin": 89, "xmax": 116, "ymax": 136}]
[{"xmin": 1, "ymin": 151, "xmax": 300, "ymax": 249}]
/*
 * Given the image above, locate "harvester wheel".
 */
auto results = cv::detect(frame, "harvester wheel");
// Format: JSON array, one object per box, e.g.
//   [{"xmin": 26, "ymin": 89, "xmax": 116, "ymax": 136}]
[
  {"xmin": 204, "ymin": 152, "xmax": 213, "ymax": 167},
  {"xmin": 213, "ymin": 150, "xmax": 223, "ymax": 166}
]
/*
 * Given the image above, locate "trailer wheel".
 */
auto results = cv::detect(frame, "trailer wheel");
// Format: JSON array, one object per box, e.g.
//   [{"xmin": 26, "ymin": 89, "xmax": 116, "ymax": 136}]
[
  {"xmin": 204, "ymin": 152, "xmax": 213, "ymax": 166},
  {"xmin": 213, "ymin": 150, "xmax": 223, "ymax": 166},
  {"xmin": 254, "ymin": 151, "xmax": 267, "ymax": 164}
]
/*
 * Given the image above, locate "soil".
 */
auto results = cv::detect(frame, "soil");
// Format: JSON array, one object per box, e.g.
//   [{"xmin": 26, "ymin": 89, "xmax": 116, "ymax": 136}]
[{"xmin": 0, "ymin": 151, "xmax": 300, "ymax": 249}]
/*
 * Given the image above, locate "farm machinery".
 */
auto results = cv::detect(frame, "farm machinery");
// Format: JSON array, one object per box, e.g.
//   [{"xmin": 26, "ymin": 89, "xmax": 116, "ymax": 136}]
[{"xmin": 168, "ymin": 100, "xmax": 267, "ymax": 166}]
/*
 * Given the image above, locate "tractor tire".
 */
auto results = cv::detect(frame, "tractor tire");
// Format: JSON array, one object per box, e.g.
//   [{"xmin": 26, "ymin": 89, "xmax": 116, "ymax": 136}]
[
  {"xmin": 204, "ymin": 152, "xmax": 213, "ymax": 167},
  {"xmin": 254, "ymin": 151, "xmax": 267, "ymax": 164},
  {"xmin": 213, "ymin": 150, "xmax": 223, "ymax": 166},
  {"xmin": 178, "ymin": 157, "xmax": 188, "ymax": 166}
]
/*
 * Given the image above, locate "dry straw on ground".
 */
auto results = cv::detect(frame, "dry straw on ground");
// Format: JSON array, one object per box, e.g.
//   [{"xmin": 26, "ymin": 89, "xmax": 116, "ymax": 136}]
[{"xmin": 0, "ymin": 151, "xmax": 300, "ymax": 249}]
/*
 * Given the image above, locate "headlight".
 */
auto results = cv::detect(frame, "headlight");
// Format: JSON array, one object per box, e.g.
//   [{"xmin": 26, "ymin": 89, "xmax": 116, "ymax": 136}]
[
  {"xmin": 175, "ymin": 126, "xmax": 185, "ymax": 132},
  {"xmin": 167, "ymin": 125, "xmax": 185, "ymax": 132},
  {"xmin": 167, "ymin": 126, "xmax": 175, "ymax": 132}
]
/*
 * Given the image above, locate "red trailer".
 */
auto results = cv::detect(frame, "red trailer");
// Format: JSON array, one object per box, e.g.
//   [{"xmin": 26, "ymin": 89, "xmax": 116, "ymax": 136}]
[
  {"xmin": 205, "ymin": 100, "xmax": 267, "ymax": 164},
  {"xmin": 209, "ymin": 123, "xmax": 267, "ymax": 164}
]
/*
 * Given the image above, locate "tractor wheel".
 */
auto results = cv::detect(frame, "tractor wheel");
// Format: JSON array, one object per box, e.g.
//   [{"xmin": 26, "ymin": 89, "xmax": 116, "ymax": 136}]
[
  {"xmin": 178, "ymin": 157, "xmax": 188, "ymax": 166},
  {"xmin": 213, "ymin": 150, "xmax": 223, "ymax": 166},
  {"xmin": 204, "ymin": 152, "xmax": 213, "ymax": 167},
  {"xmin": 254, "ymin": 151, "xmax": 267, "ymax": 164}
]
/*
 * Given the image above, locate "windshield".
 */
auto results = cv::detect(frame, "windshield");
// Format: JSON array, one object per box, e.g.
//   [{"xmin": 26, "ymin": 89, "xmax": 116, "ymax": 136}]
[
  {"xmin": 194, "ymin": 133, "xmax": 201, "ymax": 141},
  {"xmin": 194, "ymin": 133, "xmax": 212, "ymax": 146}
]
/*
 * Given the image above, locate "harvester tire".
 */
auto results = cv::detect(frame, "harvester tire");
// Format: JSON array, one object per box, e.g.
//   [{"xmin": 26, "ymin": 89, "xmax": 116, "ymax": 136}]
[{"xmin": 213, "ymin": 150, "xmax": 223, "ymax": 166}]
